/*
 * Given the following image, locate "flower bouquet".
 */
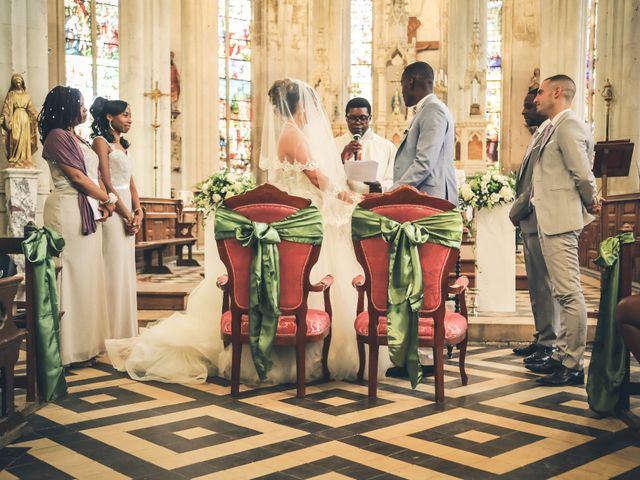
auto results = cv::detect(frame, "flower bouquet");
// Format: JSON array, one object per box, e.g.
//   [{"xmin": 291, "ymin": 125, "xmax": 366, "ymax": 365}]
[
  {"xmin": 458, "ymin": 166, "xmax": 516, "ymax": 212},
  {"xmin": 193, "ymin": 168, "xmax": 256, "ymax": 219}
]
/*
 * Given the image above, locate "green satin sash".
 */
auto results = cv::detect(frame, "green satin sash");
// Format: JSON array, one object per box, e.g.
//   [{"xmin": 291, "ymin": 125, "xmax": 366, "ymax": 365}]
[
  {"xmin": 351, "ymin": 206, "xmax": 463, "ymax": 388},
  {"xmin": 214, "ymin": 205, "xmax": 323, "ymax": 380},
  {"xmin": 587, "ymin": 231, "xmax": 635, "ymax": 416},
  {"xmin": 22, "ymin": 223, "xmax": 67, "ymax": 402}
]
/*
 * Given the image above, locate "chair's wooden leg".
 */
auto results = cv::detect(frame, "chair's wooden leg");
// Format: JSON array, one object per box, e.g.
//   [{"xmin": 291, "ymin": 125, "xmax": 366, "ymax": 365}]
[
  {"xmin": 458, "ymin": 335, "xmax": 469, "ymax": 386},
  {"xmin": 231, "ymin": 342, "xmax": 242, "ymax": 397},
  {"xmin": 322, "ymin": 328, "xmax": 331, "ymax": 382},
  {"xmin": 433, "ymin": 345, "xmax": 445, "ymax": 403},
  {"xmin": 357, "ymin": 337, "xmax": 366, "ymax": 381},
  {"xmin": 4, "ymin": 365, "xmax": 16, "ymax": 416},
  {"xmin": 1, "ymin": 366, "xmax": 8, "ymax": 416},
  {"xmin": 368, "ymin": 342, "xmax": 379, "ymax": 398},
  {"xmin": 296, "ymin": 343, "xmax": 306, "ymax": 398}
]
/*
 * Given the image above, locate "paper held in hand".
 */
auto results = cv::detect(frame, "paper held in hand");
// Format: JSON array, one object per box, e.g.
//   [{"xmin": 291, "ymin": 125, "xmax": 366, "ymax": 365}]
[{"xmin": 344, "ymin": 160, "xmax": 378, "ymax": 183}]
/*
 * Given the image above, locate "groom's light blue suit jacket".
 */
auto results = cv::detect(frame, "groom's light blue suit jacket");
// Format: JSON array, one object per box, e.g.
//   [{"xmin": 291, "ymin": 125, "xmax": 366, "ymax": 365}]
[{"xmin": 392, "ymin": 94, "xmax": 458, "ymax": 206}]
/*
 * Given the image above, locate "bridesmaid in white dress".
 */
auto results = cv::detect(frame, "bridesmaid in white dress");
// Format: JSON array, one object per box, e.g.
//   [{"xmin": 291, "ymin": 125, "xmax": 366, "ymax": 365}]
[
  {"xmin": 90, "ymin": 97, "xmax": 141, "ymax": 339},
  {"xmin": 39, "ymin": 86, "xmax": 115, "ymax": 366}
]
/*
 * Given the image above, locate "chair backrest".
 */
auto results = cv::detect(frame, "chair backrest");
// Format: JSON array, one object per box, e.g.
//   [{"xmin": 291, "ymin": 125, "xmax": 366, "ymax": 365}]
[
  {"xmin": 216, "ymin": 183, "xmax": 320, "ymax": 313},
  {"xmin": 619, "ymin": 225, "xmax": 640, "ymax": 300},
  {"xmin": 353, "ymin": 186, "xmax": 459, "ymax": 314}
]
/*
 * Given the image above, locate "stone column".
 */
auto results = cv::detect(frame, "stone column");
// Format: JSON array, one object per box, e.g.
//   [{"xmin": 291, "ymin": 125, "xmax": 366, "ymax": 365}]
[
  {"xmin": 501, "ymin": 0, "xmax": 540, "ymax": 173},
  {"xmin": 3, "ymin": 168, "xmax": 40, "ymax": 236},
  {"xmin": 179, "ymin": 0, "xmax": 218, "ymax": 195},
  {"xmin": 0, "ymin": 0, "xmax": 50, "ymax": 233},
  {"xmin": 539, "ymin": 0, "xmax": 588, "ymax": 120},
  {"xmin": 120, "ymin": 0, "xmax": 171, "ymax": 198},
  {"xmin": 594, "ymin": 0, "xmax": 640, "ymax": 195}
]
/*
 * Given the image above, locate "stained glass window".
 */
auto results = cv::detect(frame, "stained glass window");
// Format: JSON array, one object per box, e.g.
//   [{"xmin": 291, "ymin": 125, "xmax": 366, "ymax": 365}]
[
  {"xmin": 64, "ymin": 0, "xmax": 119, "ymax": 134},
  {"xmin": 350, "ymin": 0, "xmax": 373, "ymax": 102},
  {"xmin": 585, "ymin": 0, "xmax": 598, "ymax": 131},
  {"xmin": 219, "ymin": 0, "xmax": 252, "ymax": 171},
  {"xmin": 486, "ymin": 0, "xmax": 502, "ymax": 164}
]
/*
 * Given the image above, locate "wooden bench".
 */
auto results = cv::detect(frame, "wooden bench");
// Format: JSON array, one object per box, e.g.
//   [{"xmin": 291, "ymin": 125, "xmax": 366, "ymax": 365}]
[{"xmin": 135, "ymin": 198, "xmax": 199, "ymax": 274}]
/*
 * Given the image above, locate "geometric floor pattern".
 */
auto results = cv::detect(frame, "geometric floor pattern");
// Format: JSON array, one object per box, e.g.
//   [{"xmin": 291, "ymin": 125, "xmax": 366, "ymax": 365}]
[{"xmin": 2, "ymin": 347, "xmax": 640, "ymax": 479}]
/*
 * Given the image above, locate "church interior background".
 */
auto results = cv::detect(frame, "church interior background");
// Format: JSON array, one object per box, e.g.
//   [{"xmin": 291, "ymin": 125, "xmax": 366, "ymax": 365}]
[{"xmin": 0, "ymin": 0, "xmax": 640, "ymax": 478}]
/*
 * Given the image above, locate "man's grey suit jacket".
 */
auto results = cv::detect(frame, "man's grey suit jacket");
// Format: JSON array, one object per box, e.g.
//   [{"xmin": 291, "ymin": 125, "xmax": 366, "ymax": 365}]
[
  {"xmin": 532, "ymin": 110, "xmax": 597, "ymax": 236},
  {"xmin": 392, "ymin": 95, "xmax": 458, "ymax": 206}
]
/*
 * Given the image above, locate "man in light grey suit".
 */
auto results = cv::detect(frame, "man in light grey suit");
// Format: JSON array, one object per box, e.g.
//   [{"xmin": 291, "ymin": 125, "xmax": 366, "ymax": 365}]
[
  {"xmin": 509, "ymin": 88, "xmax": 560, "ymax": 364},
  {"xmin": 526, "ymin": 74, "xmax": 600, "ymax": 386},
  {"xmin": 392, "ymin": 62, "xmax": 458, "ymax": 206}
]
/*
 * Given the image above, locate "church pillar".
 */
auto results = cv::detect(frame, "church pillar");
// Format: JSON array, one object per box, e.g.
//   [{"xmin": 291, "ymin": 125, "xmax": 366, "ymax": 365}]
[
  {"xmin": 179, "ymin": 0, "xmax": 218, "ymax": 194},
  {"xmin": 539, "ymin": 0, "xmax": 588, "ymax": 120},
  {"xmin": 593, "ymin": 0, "xmax": 640, "ymax": 195},
  {"xmin": 501, "ymin": 0, "xmax": 540, "ymax": 173},
  {"xmin": 0, "ymin": 0, "xmax": 50, "ymax": 232},
  {"xmin": 120, "ymin": 0, "xmax": 171, "ymax": 198}
]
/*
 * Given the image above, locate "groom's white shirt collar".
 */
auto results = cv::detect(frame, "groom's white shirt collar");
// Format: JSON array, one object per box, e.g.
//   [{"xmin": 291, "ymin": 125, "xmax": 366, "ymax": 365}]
[
  {"xmin": 550, "ymin": 108, "xmax": 572, "ymax": 125},
  {"xmin": 413, "ymin": 93, "xmax": 435, "ymax": 114}
]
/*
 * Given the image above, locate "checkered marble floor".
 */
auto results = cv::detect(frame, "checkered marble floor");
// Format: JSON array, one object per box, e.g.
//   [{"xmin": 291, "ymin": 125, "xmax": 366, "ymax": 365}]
[{"xmin": 2, "ymin": 347, "xmax": 639, "ymax": 479}]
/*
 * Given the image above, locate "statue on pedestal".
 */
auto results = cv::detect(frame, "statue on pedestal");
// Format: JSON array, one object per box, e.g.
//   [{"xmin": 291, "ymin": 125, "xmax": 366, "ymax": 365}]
[{"xmin": 0, "ymin": 74, "xmax": 39, "ymax": 168}]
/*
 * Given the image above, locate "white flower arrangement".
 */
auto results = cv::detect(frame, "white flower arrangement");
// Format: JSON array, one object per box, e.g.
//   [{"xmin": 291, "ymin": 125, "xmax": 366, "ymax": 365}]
[
  {"xmin": 458, "ymin": 166, "xmax": 516, "ymax": 212},
  {"xmin": 193, "ymin": 167, "xmax": 256, "ymax": 219}
]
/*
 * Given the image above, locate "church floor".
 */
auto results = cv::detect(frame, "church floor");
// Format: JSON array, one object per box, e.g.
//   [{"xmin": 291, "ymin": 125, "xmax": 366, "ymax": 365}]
[{"xmin": 2, "ymin": 348, "xmax": 639, "ymax": 479}]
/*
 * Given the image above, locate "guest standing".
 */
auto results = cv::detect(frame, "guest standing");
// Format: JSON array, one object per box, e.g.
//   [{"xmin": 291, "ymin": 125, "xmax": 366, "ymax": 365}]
[
  {"xmin": 392, "ymin": 61, "xmax": 458, "ymax": 205},
  {"xmin": 334, "ymin": 97, "xmax": 396, "ymax": 194},
  {"xmin": 509, "ymin": 87, "xmax": 560, "ymax": 363},
  {"xmin": 91, "ymin": 97, "xmax": 141, "ymax": 339},
  {"xmin": 528, "ymin": 75, "xmax": 600, "ymax": 386},
  {"xmin": 39, "ymin": 86, "xmax": 115, "ymax": 366}
]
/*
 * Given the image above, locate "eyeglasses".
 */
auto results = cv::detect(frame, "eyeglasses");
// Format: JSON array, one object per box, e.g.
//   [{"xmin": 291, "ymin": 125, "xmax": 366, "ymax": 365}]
[{"xmin": 346, "ymin": 114, "xmax": 371, "ymax": 122}]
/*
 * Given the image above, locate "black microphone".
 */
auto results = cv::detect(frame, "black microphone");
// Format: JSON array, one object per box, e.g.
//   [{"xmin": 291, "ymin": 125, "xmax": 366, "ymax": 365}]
[{"xmin": 352, "ymin": 127, "xmax": 363, "ymax": 161}]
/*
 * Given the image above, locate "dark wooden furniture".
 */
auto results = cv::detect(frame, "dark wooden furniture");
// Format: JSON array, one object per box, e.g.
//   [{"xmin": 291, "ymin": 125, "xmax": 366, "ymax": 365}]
[
  {"xmin": 216, "ymin": 184, "xmax": 333, "ymax": 398},
  {"xmin": 0, "ymin": 237, "xmax": 37, "ymax": 404},
  {"xmin": 351, "ymin": 186, "xmax": 469, "ymax": 402},
  {"xmin": 135, "ymin": 198, "xmax": 199, "ymax": 274},
  {"xmin": 0, "ymin": 276, "xmax": 27, "ymax": 435}
]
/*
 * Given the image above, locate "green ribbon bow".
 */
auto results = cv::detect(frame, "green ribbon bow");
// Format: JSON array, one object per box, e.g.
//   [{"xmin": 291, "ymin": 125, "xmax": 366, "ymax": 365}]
[
  {"xmin": 21, "ymin": 223, "xmax": 67, "ymax": 402},
  {"xmin": 587, "ymin": 231, "xmax": 636, "ymax": 416},
  {"xmin": 215, "ymin": 205, "xmax": 323, "ymax": 380},
  {"xmin": 351, "ymin": 206, "xmax": 463, "ymax": 388}
]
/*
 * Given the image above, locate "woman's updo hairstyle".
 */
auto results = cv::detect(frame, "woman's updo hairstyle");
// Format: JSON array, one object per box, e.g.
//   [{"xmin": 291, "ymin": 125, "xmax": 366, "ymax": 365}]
[
  {"xmin": 38, "ymin": 86, "xmax": 82, "ymax": 143},
  {"xmin": 268, "ymin": 79, "xmax": 300, "ymax": 117},
  {"xmin": 90, "ymin": 96, "xmax": 130, "ymax": 149}
]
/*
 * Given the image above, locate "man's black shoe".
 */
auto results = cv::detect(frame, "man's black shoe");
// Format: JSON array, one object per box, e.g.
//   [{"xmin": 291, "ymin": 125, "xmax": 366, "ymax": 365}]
[
  {"xmin": 536, "ymin": 366, "xmax": 584, "ymax": 386},
  {"xmin": 513, "ymin": 343, "xmax": 537, "ymax": 356},
  {"xmin": 524, "ymin": 347, "xmax": 554, "ymax": 365},
  {"xmin": 525, "ymin": 357, "xmax": 561, "ymax": 374}
]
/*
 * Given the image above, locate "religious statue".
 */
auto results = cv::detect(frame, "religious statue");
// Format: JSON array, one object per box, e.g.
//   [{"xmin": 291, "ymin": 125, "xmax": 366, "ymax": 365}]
[
  {"xmin": 0, "ymin": 74, "xmax": 39, "ymax": 168},
  {"xmin": 391, "ymin": 88, "xmax": 402, "ymax": 115},
  {"xmin": 471, "ymin": 76, "xmax": 480, "ymax": 105},
  {"xmin": 529, "ymin": 67, "xmax": 540, "ymax": 91},
  {"xmin": 170, "ymin": 51, "xmax": 181, "ymax": 110}
]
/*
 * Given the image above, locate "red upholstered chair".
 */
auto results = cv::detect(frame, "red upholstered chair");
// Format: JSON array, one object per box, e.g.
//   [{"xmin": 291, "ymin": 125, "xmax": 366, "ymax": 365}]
[
  {"xmin": 216, "ymin": 184, "xmax": 333, "ymax": 398},
  {"xmin": 352, "ymin": 186, "xmax": 469, "ymax": 402}
]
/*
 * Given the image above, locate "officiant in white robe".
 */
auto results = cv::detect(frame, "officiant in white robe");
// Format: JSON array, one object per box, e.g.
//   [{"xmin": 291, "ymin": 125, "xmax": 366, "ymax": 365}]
[{"xmin": 335, "ymin": 97, "xmax": 395, "ymax": 194}]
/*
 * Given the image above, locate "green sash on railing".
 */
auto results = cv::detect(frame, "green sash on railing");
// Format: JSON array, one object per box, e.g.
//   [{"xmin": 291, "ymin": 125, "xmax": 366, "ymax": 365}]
[
  {"xmin": 587, "ymin": 231, "xmax": 635, "ymax": 416},
  {"xmin": 22, "ymin": 223, "xmax": 67, "ymax": 402},
  {"xmin": 351, "ymin": 206, "xmax": 463, "ymax": 388},
  {"xmin": 215, "ymin": 205, "xmax": 323, "ymax": 380}
]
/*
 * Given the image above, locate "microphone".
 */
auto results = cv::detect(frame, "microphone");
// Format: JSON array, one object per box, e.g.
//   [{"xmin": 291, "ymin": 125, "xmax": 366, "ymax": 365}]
[{"xmin": 352, "ymin": 127, "xmax": 363, "ymax": 161}]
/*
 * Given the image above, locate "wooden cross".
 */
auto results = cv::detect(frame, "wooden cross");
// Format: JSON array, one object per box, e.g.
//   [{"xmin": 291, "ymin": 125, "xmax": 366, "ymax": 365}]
[{"xmin": 144, "ymin": 81, "xmax": 170, "ymax": 196}]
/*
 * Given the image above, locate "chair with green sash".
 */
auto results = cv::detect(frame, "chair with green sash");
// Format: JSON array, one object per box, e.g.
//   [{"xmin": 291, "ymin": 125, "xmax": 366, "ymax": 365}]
[
  {"xmin": 351, "ymin": 186, "xmax": 468, "ymax": 402},
  {"xmin": 215, "ymin": 184, "xmax": 333, "ymax": 398}
]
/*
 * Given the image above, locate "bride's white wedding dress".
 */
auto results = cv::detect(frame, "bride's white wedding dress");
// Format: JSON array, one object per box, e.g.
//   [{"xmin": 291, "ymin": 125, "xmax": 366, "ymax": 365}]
[{"xmin": 106, "ymin": 79, "xmax": 389, "ymax": 385}]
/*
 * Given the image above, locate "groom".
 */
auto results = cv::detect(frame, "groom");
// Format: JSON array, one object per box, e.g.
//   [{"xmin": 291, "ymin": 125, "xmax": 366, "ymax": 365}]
[{"xmin": 391, "ymin": 61, "xmax": 458, "ymax": 206}]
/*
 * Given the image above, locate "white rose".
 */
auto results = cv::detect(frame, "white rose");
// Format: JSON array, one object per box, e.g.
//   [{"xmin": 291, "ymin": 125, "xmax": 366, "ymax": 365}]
[
  {"xmin": 212, "ymin": 193, "xmax": 222, "ymax": 203},
  {"xmin": 460, "ymin": 183, "xmax": 475, "ymax": 201},
  {"xmin": 490, "ymin": 193, "xmax": 500, "ymax": 203},
  {"xmin": 227, "ymin": 172, "xmax": 238, "ymax": 183},
  {"xmin": 499, "ymin": 186, "xmax": 514, "ymax": 201},
  {"xmin": 482, "ymin": 173, "xmax": 491, "ymax": 183},
  {"xmin": 233, "ymin": 181, "xmax": 243, "ymax": 191}
]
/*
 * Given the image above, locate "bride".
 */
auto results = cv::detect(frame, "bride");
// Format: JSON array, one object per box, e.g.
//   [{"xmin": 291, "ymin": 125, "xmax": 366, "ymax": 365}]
[{"xmin": 106, "ymin": 78, "xmax": 388, "ymax": 384}]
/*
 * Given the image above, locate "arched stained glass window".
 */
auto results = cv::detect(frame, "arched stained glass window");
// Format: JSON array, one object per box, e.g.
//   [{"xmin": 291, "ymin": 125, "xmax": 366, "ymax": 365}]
[
  {"xmin": 64, "ymin": 0, "xmax": 119, "ymax": 103},
  {"xmin": 350, "ymin": 0, "xmax": 373, "ymax": 101},
  {"xmin": 486, "ymin": 0, "xmax": 502, "ymax": 164},
  {"xmin": 218, "ymin": 0, "xmax": 252, "ymax": 171}
]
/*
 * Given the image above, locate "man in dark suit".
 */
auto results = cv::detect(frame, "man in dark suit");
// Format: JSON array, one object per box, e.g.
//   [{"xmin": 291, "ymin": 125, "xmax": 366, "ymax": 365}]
[{"xmin": 509, "ymin": 88, "xmax": 560, "ymax": 363}]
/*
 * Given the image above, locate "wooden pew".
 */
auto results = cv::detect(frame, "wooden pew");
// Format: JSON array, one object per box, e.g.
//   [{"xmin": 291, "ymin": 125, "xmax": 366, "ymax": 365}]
[{"xmin": 135, "ymin": 198, "xmax": 199, "ymax": 274}]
